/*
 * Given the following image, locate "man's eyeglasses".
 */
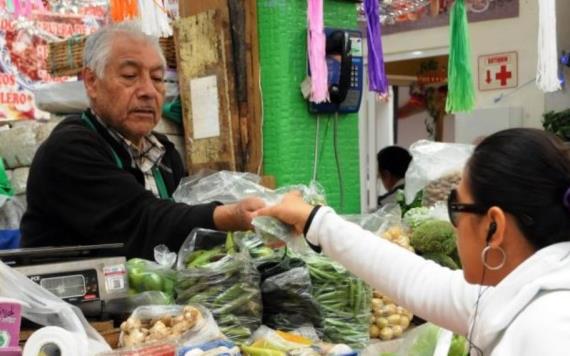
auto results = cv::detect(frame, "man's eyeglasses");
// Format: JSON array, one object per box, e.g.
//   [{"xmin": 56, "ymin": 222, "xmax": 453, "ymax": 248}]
[{"xmin": 447, "ymin": 189, "xmax": 488, "ymax": 227}]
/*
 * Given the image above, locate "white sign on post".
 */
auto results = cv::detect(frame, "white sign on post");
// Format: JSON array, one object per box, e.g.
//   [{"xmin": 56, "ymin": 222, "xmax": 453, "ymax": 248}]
[{"xmin": 478, "ymin": 52, "xmax": 518, "ymax": 91}]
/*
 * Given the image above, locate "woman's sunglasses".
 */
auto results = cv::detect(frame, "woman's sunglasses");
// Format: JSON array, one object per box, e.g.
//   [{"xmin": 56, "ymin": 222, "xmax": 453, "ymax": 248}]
[{"xmin": 446, "ymin": 189, "xmax": 488, "ymax": 227}]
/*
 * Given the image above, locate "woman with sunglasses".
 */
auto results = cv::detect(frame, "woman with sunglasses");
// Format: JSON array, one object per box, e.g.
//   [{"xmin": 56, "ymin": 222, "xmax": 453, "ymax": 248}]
[{"xmin": 257, "ymin": 128, "xmax": 570, "ymax": 355}]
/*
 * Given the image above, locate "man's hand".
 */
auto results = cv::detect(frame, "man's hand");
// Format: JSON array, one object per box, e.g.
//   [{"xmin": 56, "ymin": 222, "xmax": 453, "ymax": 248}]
[
  {"xmin": 255, "ymin": 191, "xmax": 314, "ymax": 235},
  {"xmin": 213, "ymin": 197, "xmax": 266, "ymax": 231}
]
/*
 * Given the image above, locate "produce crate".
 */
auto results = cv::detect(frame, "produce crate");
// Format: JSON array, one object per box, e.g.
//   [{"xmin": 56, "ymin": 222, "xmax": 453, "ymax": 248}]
[{"xmin": 48, "ymin": 35, "xmax": 176, "ymax": 77}]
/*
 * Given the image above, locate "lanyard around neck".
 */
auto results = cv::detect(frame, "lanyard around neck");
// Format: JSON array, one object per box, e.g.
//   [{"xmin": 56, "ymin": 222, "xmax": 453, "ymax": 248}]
[{"xmin": 81, "ymin": 112, "xmax": 170, "ymax": 200}]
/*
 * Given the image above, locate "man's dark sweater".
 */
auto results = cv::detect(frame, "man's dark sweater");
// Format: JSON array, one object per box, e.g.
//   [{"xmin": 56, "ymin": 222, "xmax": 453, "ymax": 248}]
[{"xmin": 20, "ymin": 112, "xmax": 219, "ymax": 259}]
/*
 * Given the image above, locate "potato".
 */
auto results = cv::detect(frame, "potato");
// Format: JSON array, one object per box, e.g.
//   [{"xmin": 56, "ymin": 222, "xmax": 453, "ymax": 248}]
[
  {"xmin": 392, "ymin": 325, "xmax": 403, "ymax": 338},
  {"xmin": 379, "ymin": 326, "xmax": 394, "ymax": 341},
  {"xmin": 387, "ymin": 314, "xmax": 401, "ymax": 325},
  {"xmin": 369, "ymin": 325, "xmax": 380, "ymax": 338},
  {"xmin": 382, "ymin": 304, "xmax": 397, "ymax": 316},
  {"xmin": 376, "ymin": 317, "xmax": 389, "ymax": 328},
  {"xmin": 400, "ymin": 316, "xmax": 410, "ymax": 329}
]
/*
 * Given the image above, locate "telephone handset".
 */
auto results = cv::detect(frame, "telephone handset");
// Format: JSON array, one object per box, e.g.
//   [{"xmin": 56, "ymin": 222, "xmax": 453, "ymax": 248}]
[
  {"xmin": 326, "ymin": 30, "xmax": 352, "ymax": 105},
  {"xmin": 309, "ymin": 28, "xmax": 363, "ymax": 114}
]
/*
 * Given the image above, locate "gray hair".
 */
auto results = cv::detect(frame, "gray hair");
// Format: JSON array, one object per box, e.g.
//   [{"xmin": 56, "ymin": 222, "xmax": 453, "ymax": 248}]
[{"xmin": 83, "ymin": 21, "xmax": 166, "ymax": 78}]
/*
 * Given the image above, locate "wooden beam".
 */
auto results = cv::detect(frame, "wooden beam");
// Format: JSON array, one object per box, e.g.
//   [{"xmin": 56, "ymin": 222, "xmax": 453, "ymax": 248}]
[
  {"xmin": 244, "ymin": 0, "xmax": 263, "ymax": 174},
  {"xmin": 174, "ymin": 10, "xmax": 241, "ymax": 172}
]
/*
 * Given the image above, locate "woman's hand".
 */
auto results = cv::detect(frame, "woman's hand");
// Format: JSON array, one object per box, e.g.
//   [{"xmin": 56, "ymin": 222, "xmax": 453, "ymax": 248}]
[{"xmin": 255, "ymin": 191, "xmax": 315, "ymax": 234}]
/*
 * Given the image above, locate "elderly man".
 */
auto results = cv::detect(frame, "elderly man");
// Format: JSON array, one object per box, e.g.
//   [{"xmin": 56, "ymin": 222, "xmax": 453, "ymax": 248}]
[{"xmin": 20, "ymin": 22, "xmax": 264, "ymax": 259}]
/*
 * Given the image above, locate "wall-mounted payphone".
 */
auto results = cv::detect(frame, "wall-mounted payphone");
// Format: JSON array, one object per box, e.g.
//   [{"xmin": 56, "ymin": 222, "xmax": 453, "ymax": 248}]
[{"xmin": 309, "ymin": 28, "xmax": 364, "ymax": 114}]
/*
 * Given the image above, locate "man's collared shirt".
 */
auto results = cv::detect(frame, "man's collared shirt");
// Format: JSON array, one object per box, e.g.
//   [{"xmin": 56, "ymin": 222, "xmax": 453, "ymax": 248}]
[{"xmin": 93, "ymin": 114, "xmax": 166, "ymax": 198}]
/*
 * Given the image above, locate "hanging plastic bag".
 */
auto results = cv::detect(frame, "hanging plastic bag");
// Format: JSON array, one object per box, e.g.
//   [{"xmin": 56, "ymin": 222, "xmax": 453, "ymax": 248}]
[
  {"xmin": 404, "ymin": 140, "xmax": 474, "ymax": 205},
  {"xmin": 0, "ymin": 261, "xmax": 111, "ymax": 355}
]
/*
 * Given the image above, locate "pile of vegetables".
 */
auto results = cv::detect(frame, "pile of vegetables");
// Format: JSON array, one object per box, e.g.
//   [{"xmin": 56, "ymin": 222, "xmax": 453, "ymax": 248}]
[
  {"xmin": 410, "ymin": 219, "xmax": 460, "ymax": 270},
  {"xmin": 119, "ymin": 305, "xmax": 202, "ymax": 347},
  {"xmin": 126, "ymin": 258, "xmax": 176, "ymax": 303},
  {"xmin": 176, "ymin": 233, "xmax": 262, "ymax": 342},
  {"xmin": 305, "ymin": 254, "xmax": 371, "ymax": 349},
  {"xmin": 369, "ymin": 292, "xmax": 413, "ymax": 341},
  {"xmin": 370, "ymin": 223, "xmax": 414, "ymax": 340}
]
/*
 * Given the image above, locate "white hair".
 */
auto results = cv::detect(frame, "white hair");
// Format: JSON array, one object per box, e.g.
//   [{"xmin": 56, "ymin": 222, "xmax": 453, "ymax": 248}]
[{"xmin": 83, "ymin": 21, "xmax": 166, "ymax": 78}]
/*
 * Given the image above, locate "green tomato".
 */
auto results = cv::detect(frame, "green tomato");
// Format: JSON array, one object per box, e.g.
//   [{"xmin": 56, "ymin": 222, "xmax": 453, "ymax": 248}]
[
  {"xmin": 143, "ymin": 273, "xmax": 163, "ymax": 291},
  {"xmin": 127, "ymin": 258, "xmax": 147, "ymax": 268},
  {"xmin": 128, "ymin": 266, "xmax": 146, "ymax": 292}
]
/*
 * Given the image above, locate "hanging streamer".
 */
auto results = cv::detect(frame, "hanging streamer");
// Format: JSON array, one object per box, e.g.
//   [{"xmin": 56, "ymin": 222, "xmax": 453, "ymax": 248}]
[
  {"xmin": 364, "ymin": 0, "xmax": 388, "ymax": 96},
  {"xmin": 536, "ymin": 0, "xmax": 561, "ymax": 93},
  {"xmin": 445, "ymin": 0, "xmax": 475, "ymax": 113},
  {"xmin": 110, "ymin": 0, "xmax": 139, "ymax": 22},
  {"xmin": 307, "ymin": 0, "xmax": 328, "ymax": 103}
]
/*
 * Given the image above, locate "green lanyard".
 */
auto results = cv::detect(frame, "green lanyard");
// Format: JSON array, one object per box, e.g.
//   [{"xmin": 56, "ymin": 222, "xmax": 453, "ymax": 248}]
[{"xmin": 81, "ymin": 113, "xmax": 171, "ymax": 200}]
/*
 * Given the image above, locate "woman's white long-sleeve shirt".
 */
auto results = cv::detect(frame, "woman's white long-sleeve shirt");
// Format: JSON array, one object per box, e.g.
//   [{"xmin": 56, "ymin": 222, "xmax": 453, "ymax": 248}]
[{"xmin": 306, "ymin": 207, "xmax": 570, "ymax": 355}]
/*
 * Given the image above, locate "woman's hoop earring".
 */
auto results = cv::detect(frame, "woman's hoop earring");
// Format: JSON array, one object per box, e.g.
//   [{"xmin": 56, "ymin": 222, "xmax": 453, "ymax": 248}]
[{"xmin": 481, "ymin": 245, "xmax": 506, "ymax": 271}]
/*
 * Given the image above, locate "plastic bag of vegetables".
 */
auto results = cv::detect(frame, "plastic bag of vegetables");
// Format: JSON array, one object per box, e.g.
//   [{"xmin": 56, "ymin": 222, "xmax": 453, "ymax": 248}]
[
  {"xmin": 126, "ymin": 258, "xmax": 176, "ymax": 303},
  {"xmin": 257, "ymin": 256, "xmax": 322, "ymax": 331},
  {"xmin": 404, "ymin": 140, "xmax": 473, "ymax": 205},
  {"xmin": 304, "ymin": 253, "xmax": 372, "ymax": 349},
  {"xmin": 118, "ymin": 304, "xmax": 222, "ymax": 349},
  {"xmin": 176, "ymin": 229, "xmax": 262, "ymax": 343}
]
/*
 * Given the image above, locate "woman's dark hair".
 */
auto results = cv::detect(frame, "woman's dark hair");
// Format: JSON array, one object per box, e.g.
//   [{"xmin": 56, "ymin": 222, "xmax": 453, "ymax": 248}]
[
  {"xmin": 377, "ymin": 146, "xmax": 412, "ymax": 178},
  {"xmin": 467, "ymin": 128, "xmax": 570, "ymax": 249}
]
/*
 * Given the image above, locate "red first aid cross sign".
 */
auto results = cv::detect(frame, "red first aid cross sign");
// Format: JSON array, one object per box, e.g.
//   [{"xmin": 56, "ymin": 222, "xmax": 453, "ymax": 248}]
[{"xmin": 478, "ymin": 52, "xmax": 518, "ymax": 91}]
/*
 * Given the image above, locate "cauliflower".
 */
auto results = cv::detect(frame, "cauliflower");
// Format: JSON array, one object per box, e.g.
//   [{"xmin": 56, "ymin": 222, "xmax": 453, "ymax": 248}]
[
  {"xmin": 402, "ymin": 207, "xmax": 430, "ymax": 230},
  {"xmin": 410, "ymin": 220, "xmax": 456, "ymax": 255}
]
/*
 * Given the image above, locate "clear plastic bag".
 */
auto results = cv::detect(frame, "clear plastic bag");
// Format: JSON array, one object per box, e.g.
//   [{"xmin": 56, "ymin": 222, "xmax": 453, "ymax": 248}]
[
  {"xmin": 172, "ymin": 170, "xmax": 267, "ymax": 205},
  {"xmin": 0, "ymin": 261, "xmax": 111, "ymax": 355},
  {"xmin": 257, "ymin": 257, "xmax": 322, "ymax": 331},
  {"xmin": 126, "ymin": 258, "xmax": 176, "ymax": 301},
  {"xmin": 303, "ymin": 253, "xmax": 371, "ymax": 350},
  {"xmin": 244, "ymin": 325, "xmax": 314, "ymax": 353},
  {"xmin": 118, "ymin": 304, "xmax": 222, "ymax": 348},
  {"xmin": 176, "ymin": 229, "xmax": 262, "ymax": 343},
  {"xmin": 173, "ymin": 171, "xmax": 325, "ymax": 250},
  {"xmin": 382, "ymin": 323, "xmax": 453, "ymax": 356},
  {"xmin": 404, "ymin": 140, "xmax": 474, "ymax": 205}
]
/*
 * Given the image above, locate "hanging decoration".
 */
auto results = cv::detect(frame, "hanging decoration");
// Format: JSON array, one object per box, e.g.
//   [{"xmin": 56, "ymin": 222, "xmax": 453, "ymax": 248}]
[
  {"xmin": 445, "ymin": 0, "xmax": 475, "ymax": 113},
  {"xmin": 536, "ymin": 0, "xmax": 560, "ymax": 93},
  {"xmin": 356, "ymin": 0, "xmax": 431, "ymax": 25},
  {"xmin": 307, "ymin": 0, "xmax": 328, "ymax": 103},
  {"xmin": 0, "ymin": 1, "xmax": 107, "ymax": 121},
  {"xmin": 137, "ymin": 0, "xmax": 172, "ymax": 37},
  {"xmin": 364, "ymin": 0, "xmax": 388, "ymax": 96},
  {"xmin": 110, "ymin": 0, "xmax": 139, "ymax": 22},
  {"xmin": 4, "ymin": 0, "xmax": 45, "ymax": 18}
]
